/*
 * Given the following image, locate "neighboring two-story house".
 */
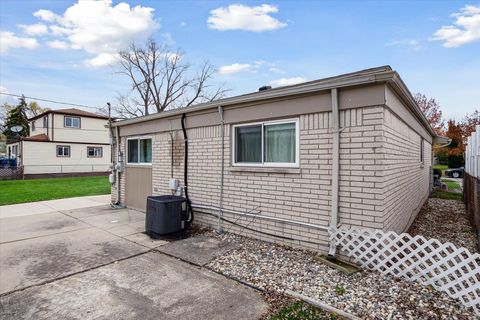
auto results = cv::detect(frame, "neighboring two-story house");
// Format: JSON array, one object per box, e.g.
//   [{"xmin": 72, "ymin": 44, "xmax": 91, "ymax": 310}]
[{"xmin": 7, "ymin": 108, "xmax": 111, "ymax": 178}]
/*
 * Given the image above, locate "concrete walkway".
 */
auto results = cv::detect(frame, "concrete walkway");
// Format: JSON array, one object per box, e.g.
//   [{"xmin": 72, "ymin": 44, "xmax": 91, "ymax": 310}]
[
  {"xmin": 0, "ymin": 194, "xmax": 111, "ymax": 219},
  {"xmin": 0, "ymin": 199, "xmax": 268, "ymax": 319}
]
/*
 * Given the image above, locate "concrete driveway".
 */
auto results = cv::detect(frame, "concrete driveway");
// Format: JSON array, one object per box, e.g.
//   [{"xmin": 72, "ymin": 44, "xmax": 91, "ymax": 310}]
[{"xmin": 0, "ymin": 198, "xmax": 267, "ymax": 319}]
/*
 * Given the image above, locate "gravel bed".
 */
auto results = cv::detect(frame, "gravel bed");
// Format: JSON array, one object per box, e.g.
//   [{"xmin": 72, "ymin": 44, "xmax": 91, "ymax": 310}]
[
  {"xmin": 409, "ymin": 198, "xmax": 479, "ymax": 253},
  {"xmin": 207, "ymin": 234, "xmax": 475, "ymax": 319}
]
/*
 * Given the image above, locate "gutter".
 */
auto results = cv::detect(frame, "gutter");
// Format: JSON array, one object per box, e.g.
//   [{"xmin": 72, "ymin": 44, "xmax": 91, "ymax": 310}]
[{"xmin": 111, "ymin": 69, "xmax": 395, "ymax": 128}]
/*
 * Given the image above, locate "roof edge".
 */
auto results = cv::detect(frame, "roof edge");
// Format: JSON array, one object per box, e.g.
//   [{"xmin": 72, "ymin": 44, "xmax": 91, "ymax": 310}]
[
  {"xmin": 113, "ymin": 66, "xmax": 395, "ymax": 128},
  {"xmin": 29, "ymin": 109, "xmax": 109, "ymax": 121}
]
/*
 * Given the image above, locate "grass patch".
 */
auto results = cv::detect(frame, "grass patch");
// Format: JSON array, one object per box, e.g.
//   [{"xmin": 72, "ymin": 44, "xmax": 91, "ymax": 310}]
[
  {"xmin": 434, "ymin": 165, "xmax": 448, "ymax": 171},
  {"xmin": 0, "ymin": 176, "xmax": 110, "ymax": 205},
  {"xmin": 269, "ymin": 301, "xmax": 337, "ymax": 320},
  {"xmin": 431, "ymin": 191, "xmax": 462, "ymax": 201},
  {"xmin": 441, "ymin": 179, "xmax": 461, "ymax": 190}
]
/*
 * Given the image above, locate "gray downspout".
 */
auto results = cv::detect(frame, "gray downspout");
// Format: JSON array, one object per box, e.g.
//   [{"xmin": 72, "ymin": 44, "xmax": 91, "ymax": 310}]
[
  {"xmin": 216, "ymin": 106, "xmax": 225, "ymax": 235},
  {"xmin": 328, "ymin": 88, "xmax": 340, "ymax": 257},
  {"xmin": 115, "ymin": 126, "xmax": 121, "ymax": 205}
]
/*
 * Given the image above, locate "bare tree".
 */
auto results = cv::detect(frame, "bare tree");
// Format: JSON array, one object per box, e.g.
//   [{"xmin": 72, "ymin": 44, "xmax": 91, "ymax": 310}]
[{"xmin": 116, "ymin": 39, "xmax": 227, "ymax": 117}]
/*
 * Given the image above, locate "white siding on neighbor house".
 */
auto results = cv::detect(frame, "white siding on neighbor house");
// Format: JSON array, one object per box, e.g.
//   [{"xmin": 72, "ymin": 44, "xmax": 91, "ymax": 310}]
[
  {"xmin": 29, "ymin": 114, "xmax": 51, "ymax": 137},
  {"xmin": 52, "ymin": 114, "xmax": 109, "ymax": 143},
  {"xmin": 22, "ymin": 141, "xmax": 110, "ymax": 174}
]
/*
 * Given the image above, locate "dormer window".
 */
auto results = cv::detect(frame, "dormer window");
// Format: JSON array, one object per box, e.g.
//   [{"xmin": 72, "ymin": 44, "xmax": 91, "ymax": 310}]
[{"xmin": 64, "ymin": 116, "xmax": 80, "ymax": 128}]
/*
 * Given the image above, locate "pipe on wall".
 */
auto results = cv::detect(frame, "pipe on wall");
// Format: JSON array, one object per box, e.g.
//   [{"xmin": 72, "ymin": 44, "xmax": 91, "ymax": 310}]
[
  {"xmin": 192, "ymin": 203, "xmax": 329, "ymax": 231},
  {"xmin": 216, "ymin": 106, "xmax": 225, "ymax": 235},
  {"xmin": 328, "ymin": 88, "xmax": 340, "ymax": 257},
  {"xmin": 115, "ymin": 126, "xmax": 121, "ymax": 205}
]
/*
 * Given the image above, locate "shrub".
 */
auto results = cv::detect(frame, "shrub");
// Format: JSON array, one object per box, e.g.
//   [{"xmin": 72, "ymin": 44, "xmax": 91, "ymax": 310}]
[{"xmin": 448, "ymin": 155, "xmax": 464, "ymax": 168}]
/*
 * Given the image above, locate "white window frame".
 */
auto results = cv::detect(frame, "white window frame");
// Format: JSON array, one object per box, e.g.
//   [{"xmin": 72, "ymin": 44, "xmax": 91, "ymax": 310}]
[
  {"xmin": 232, "ymin": 118, "xmax": 300, "ymax": 168},
  {"xmin": 64, "ymin": 116, "xmax": 80, "ymax": 128},
  {"xmin": 43, "ymin": 116, "xmax": 48, "ymax": 128},
  {"xmin": 56, "ymin": 145, "xmax": 70, "ymax": 157},
  {"xmin": 126, "ymin": 136, "xmax": 153, "ymax": 166},
  {"xmin": 87, "ymin": 146, "xmax": 103, "ymax": 158}
]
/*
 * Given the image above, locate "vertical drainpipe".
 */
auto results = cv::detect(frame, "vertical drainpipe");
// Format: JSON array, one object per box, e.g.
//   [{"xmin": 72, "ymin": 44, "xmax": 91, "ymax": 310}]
[
  {"xmin": 216, "ymin": 106, "xmax": 225, "ymax": 235},
  {"xmin": 115, "ymin": 126, "xmax": 121, "ymax": 205},
  {"xmin": 328, "ymin": 88, "xmax": 340, "ymax": 258}
]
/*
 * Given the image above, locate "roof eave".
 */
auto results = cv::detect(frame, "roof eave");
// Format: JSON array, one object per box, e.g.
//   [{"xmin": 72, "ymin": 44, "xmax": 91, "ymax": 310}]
[
  {"xmin": 112, "ymin": 70, "xmax": 395, "ymax": 128},
  {"xmin": 387, "ymin": 73, "xmax": 436, "ymax": 137}
]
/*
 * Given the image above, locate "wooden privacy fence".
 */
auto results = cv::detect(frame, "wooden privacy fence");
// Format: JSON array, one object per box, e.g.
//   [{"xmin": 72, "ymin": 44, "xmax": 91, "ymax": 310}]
[
  {"xmin": 465, "ymin": 125, "xmax": 480, "ymax": 246},
  {"xmin": 331, "ymin": 227, "xmax": 480, "ymax": 316}
]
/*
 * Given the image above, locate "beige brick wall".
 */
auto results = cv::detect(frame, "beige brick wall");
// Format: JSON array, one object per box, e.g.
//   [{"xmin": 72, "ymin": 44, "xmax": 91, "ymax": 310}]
[
  {"xmin": 114, "ymin": 104, "xmax": 431, "ymax": 253},
  {"xmin": 381, "ymin": 108, "xmax": 432, "ymax": 233}
]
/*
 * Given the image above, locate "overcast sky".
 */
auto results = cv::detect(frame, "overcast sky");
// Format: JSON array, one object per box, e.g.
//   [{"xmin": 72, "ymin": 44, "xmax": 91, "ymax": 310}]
[{"xmin": 0, "ymin": 0, "xmax": 479, "ymax": 120}]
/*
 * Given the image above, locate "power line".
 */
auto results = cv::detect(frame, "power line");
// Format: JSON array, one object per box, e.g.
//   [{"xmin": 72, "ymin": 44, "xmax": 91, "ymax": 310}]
[{"xmin": 0, "ymin": 92, "xmax": 101, "ymax": 110}]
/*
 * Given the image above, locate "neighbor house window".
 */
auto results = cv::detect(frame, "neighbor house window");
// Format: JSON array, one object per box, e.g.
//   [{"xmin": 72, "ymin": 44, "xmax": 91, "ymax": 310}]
[
  {"xmin": 127, "ymin": 138, "xmax": 152, "ymax": 164},
  {"xmin": 64, "ymin": 116, "xmax": 80, "ymax": 128},
  {"xmin": 31, "ymin": 121, "xmax": 35, "ymax": 131},
  {"xmin": 420, "ymin": 138, "xmax": 424, "ymax": 163},
  {"xmin": 43, "ymin": 116, "xmax": 48, "ymax": 128},
  {"xmin": 57, "ymin": 145, "xmax": 70, "ymax": 157},
  {"xmin": 87, "ymin": 146, "xmax": 102, "ymax": 158},
  {"xmin": 233, "ymin": 119, "xmax": 299, "ymax": 167}
]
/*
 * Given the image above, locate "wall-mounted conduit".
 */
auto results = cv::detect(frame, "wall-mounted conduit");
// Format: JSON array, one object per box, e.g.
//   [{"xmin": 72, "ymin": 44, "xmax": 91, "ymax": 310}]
[{"xmin": 216, "ymin": 106, "xmax": 225, "ymax": 235}]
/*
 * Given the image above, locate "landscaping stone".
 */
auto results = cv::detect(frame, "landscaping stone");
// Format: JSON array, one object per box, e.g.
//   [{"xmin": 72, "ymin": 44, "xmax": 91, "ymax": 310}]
[
  {"xmin": 207, "ymin": 233, "xmax": 475, "ymax": 319},
  {"xmin": 409, "ymin": 198, "xmax": 479, "ymax": 253}
]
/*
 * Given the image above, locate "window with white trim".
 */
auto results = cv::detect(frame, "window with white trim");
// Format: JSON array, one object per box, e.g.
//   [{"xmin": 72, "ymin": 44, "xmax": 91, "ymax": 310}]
[
  {"xmin": 31, "ymin": 121, "xmax": 35, "ymax": 131},
  {"xmin": 43, "ymin": 116, "xmax": 48, "ymax": 128},
  {"xmin": 233, "ymin": 119, "xmax": 299, "ymax": 167},
  {"xmin": 64, "ymin": 116, "xmax": 80, "ymax": 128},
  {"xmin": 57, "ymin": 145, "xmax": 70, "ymax": 157},
  {"xmin": 87, "ymin": 146, "xmax": 103, "ymax": 158},
  {"xmin": 127, "ymin": 138, "xmax": 152, "ymax": 164},
  {"xmin": 420, "ymin": 138, "xmax": 424, "ymax": 163}
]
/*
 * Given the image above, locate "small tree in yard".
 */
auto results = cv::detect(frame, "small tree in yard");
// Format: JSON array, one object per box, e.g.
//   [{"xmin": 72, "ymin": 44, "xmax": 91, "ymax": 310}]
[
  {"xmin": 3, "ymin": 96, "xmax": 29, "ymax": 142},
  {"xmin": 444, "ymin": 120, "xmax": 464, "ymax": 168},
  {"xmin": 116, "ymin": 39, "xmax": 227, "ymax": 118},
  {"xmin": 414, "ymin": 93, "xmax": 445, "ymax": 134},
  {"xmin": 460, "ymin": 110, "xmax": 480, "ymax": 145}
]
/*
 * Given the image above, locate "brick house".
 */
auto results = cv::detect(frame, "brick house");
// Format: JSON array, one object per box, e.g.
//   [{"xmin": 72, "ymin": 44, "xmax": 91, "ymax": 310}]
[{"xmin": 110, "ymin": 66, "xmax": 440, "ymax": 254}]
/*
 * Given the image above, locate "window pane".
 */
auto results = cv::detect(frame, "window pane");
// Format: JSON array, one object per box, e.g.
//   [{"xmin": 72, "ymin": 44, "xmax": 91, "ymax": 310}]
[
  {"xmin": 65, "ymin": 117, "xmax": 71, "ymax": 127},
  {"xmin": 64, "ymin": 147, "xmax": 70, "ymax": 156},
  {"xmin": 128, "ymin": 139, "xmax": 138, "ymax": 163},
  {"xmin": 264, "ymin": 122, "xmax": 296, "ymax": 163},
  {"xmin": 72, "ymin": 118, "xmax": 79, "ymax": 128},
  {"xmin": 235, "ymin": 125, "xmax": 262, "ymax": 163},
  {"xmin": 139, "ymin": 139, "xmax": 152, "ymax": 163}
]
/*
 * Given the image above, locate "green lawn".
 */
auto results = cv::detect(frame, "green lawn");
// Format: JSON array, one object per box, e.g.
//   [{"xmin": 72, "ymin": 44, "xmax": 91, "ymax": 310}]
[
  {"xmin": 269, "ymin": 301, "xmax": 337, "ymax": 320},
  {"xmin": 0, "ymin": 176, "xmax": 111, "ymax": 206},
  {"xmin": 431, "ymin": 191, "xmax": 462, "ymax": 201},
  {"xmin": 441, "ymin": 179, "xmax": 461, "ymax": 191},
  {"xmin": 434, "ymin": 164, "xmax": 448, "ymax": 176}
]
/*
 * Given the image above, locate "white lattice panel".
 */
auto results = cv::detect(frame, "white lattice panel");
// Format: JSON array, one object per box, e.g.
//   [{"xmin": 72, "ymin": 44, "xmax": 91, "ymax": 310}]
[{"xmin": 331, "ymin": 227, "xmax": 480, "ymax": 316}]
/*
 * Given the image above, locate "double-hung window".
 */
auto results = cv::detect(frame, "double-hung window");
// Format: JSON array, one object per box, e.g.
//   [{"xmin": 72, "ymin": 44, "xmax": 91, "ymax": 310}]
[
  {"xmin": 127, "ymin": 137, "xmax": 152, "ymax": 164},
  {"xmin": 57, "ymin": 145, "xmax": 70, "ymax": 157},
  {"xmin": 233, "ymin": 119, "xmax": 299, "ymax": 167},
  {"xmin": 87, "ymin": 146, "xmax": 103, "ymax": 158},
  {"xmin": 64, "ymin": 116, "xmax": 80, "ymax": 128}
]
